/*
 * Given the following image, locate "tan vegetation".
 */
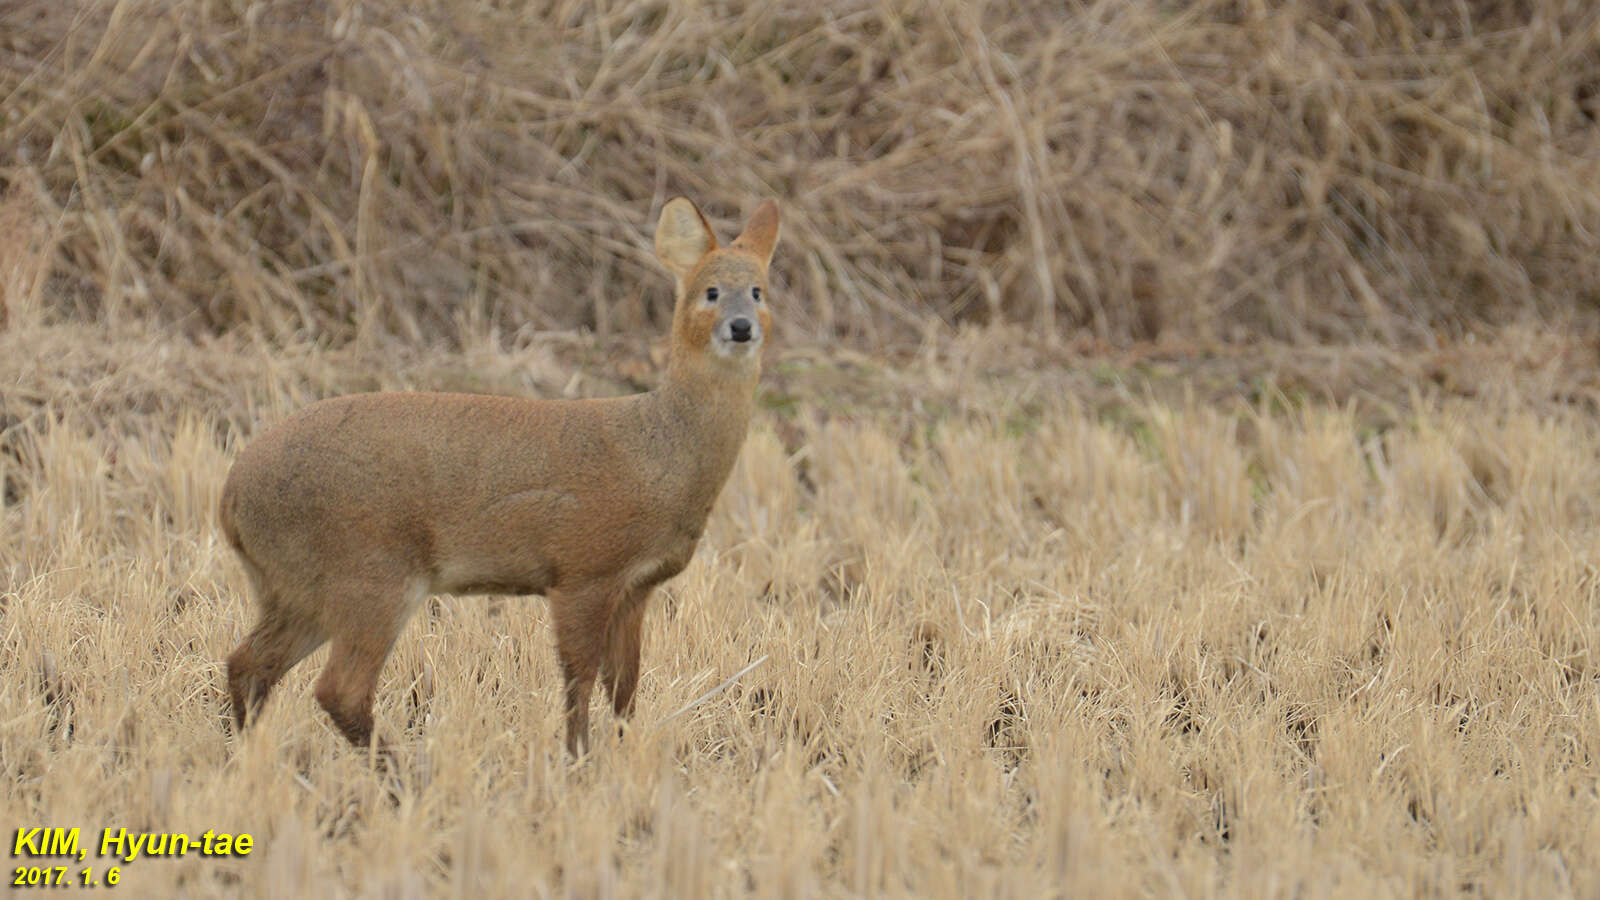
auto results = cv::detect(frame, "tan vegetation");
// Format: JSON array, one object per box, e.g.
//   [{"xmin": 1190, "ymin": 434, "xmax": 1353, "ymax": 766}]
[
  {"xmin": 5, "ymin": 0, "xmax": 1600, "ymax": 896},
  {"xmin": 3, "ymin": 0, "xmax": 1599, "ymax": 345},
  {"xmin": 3, "ymin": 322, "xmax": 1600, "ymax": 895}
]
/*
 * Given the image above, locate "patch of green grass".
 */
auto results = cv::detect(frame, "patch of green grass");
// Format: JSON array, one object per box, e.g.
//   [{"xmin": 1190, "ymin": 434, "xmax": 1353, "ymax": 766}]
[
  {"xmin": 1003, "ymin": 402, "xmax": 1044, "ymax": 439},
  {"xmin": 1088, "ymin": 362, "xmax": 1124, "ymax": 387},
  {"xmin": 1246, "ymin": 458, "xmax": 1272, "ymax": 504},
  {"xmin": 758, "ymin": 388, "xmax": 801, "ymax": 416},
  {"xmin": 1247, "ymin": 377, "xmax": 1309, "ymax": 417},
  {"xmin": 1098, "ymin": 402, "xmax": 1161, "ymax": 461}
]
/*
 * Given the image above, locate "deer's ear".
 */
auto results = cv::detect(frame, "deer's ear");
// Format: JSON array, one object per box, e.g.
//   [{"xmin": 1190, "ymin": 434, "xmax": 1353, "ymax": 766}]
[
  {"xmin": 730, "ymin": 199, "xmax": 780, "ymax": 267},
  {"xmin": 655, "ymin": 198, "xmax": 718, "ymax": 281}
]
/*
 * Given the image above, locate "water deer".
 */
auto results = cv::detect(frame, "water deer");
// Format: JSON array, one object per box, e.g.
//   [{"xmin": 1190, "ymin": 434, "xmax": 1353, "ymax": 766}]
[{"xmin": 220, "ymin": 197, "xmax": 779, "ymax": 756}]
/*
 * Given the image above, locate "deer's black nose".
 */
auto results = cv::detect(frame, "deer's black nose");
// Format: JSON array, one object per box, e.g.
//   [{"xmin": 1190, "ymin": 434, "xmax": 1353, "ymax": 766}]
[{"xmin": 729, "ymin": 317, "xmax": 754, "ymax": 342}]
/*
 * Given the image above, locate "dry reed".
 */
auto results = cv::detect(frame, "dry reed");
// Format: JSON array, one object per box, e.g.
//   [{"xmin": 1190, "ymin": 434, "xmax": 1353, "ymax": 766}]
[{"xmin": 3, "ymin": 0, "xmax": 1599, "ymax": 346}]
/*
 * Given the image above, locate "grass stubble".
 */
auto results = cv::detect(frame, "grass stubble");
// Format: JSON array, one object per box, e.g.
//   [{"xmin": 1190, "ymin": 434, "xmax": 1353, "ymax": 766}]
[{"xmin": 2, "ymin": 320, "xmax": 1599, "ymax": 897}]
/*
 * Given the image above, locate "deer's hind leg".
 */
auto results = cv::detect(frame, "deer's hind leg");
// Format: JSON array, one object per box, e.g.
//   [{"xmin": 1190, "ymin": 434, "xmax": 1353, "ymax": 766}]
[
  {"xmin": 227, "ymin": 568, "xmax": 327, "ymax": 732},
  {"xmin": 314, "ymin": 575, "xmax": 427, "ymax": 750}
]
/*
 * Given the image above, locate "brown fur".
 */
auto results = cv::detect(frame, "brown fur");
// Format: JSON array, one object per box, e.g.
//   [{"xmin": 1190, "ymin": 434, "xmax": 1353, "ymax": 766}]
[{"xmin": 221, "ymin": 198, "xmax": 779, "ymax": 756}]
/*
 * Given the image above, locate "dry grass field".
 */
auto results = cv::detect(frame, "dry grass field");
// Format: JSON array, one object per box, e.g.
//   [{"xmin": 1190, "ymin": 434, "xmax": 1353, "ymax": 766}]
[
  {"xmin": 4, "ymin": 324, "xmax": 1600, "ymax": 896},
  {"xmin": 5, "ymin": 0, "xmax": 1600, "ymax": 897}
]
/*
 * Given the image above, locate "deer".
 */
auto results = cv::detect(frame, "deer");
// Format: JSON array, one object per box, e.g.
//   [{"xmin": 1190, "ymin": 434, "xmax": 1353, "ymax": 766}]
[{"xmin": 219, "ymin": 197, "xmax": 779, "ymax": 757}]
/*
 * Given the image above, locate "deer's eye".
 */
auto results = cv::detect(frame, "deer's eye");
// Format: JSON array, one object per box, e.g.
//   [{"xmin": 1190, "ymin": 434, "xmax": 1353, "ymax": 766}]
[
  {"xmin": 705, "ymin": 287, "xmax": 719, "ymax": 303},
  {"xmin": 751, "ymin": 287, "xmax": 762, "ymax": 302}
]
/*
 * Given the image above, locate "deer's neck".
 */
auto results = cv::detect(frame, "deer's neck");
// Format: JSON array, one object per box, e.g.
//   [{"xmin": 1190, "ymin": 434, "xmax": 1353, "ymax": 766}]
[{"xmin": 648, "ymin": 355, "xmax": 759, "ymax": 503}]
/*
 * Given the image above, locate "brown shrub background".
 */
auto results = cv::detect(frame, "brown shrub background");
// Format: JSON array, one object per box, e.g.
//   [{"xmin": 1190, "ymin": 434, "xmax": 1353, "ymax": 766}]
[{"xmin": 4, "ymin": 0, "xmax": 1599, "ymax": 346}]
